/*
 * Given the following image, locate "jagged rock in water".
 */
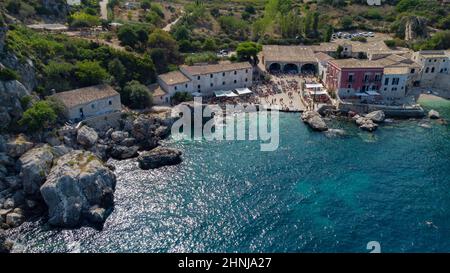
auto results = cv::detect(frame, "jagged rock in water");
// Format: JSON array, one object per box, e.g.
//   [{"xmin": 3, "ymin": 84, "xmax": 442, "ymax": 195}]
[
  {"xmin": 5, "ymin": 212, "xmax": 24, "ymax": 228},
  {"xmin": 428, "ymin": 109, "xmax": 440, "ymax": 119},
  {"xmin": 110, "ymin": 145, "xmax": 139, "ymax": 160},
  {"xmin": 365, "ymin": 110, "xmax": 385, "ymax": 123},
  {"xmin": 17, "ymin": 145, "xmax": 54, "ymax": 196},
  {"xmin": 40, "ymin": 150, "xmax": 116, "ymax": 228},
  {"xmin": 301, "ymin": 111, "xmax": 328, "ymax": 132},
  {"xmin": 138, "ymin": 147, "xmax": 182, "ymax": 170},
  {"xmin": 77, "ymin": 126, "xmax": 98, "ymax": 148}
]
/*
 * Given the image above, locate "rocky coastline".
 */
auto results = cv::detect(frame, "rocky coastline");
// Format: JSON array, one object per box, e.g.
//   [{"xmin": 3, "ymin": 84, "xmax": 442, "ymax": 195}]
[{"xmin": 0, "ymin": 109, "xmax": 184, "ymax": 252}]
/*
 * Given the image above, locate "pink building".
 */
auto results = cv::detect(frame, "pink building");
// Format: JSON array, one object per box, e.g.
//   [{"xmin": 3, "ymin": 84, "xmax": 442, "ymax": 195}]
[{"xmin": 326, "ymin": 59, "xmax": 384, "ymax": 100}]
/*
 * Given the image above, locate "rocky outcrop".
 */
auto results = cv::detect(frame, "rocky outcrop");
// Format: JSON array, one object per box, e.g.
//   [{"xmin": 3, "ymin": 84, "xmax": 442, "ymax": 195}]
[
  {"xmin": 110, "ymin": 145, "xmax": 139, "ymax": 160},
  {"xmin": 365, "ymin": 110, "xmax": 385, "ymax": 123},
  {"xmin": 428, "ymin": 110, "xmax": 440, "ymax": 119},
  {"xmin": 0, "ymin": 229, "xmax": 12, "ymax": 253},
  {"xmin": 17, "ymin": 145, "xmax": 54, "ymax": 196},
  {"xmin": 131, "ymin": 116, "xmax": 160, "ymax": 150},
  {"xmin": 355, "ymin": 116, "xmax": 378, "ymax": 132},
  {"xmin": 77, "ymin": 126, "xmax": 98, "ymax": 148},
  {"xmin": 111, "ymin": 131, "xmax": 129, "ymax": 143},
  {"xmin": 404, "ymin": 16, "xmax": 428, "ymax": 41},
  {"xmin": 301, "ymin": 111, "xmax": 328, "ymax": 132},
  {"xmin": 5, "ymin": 135, "xmax": 34, "ymax": 158},
  {"xmin": 41, "ymin": 0, "xmax": 70, "ymax": 21},
  {"xmin": 0, "ymin": 26, "xmax": 6, "ymax": 53},
  {"xmin": 138, "ymin": 147, "xmax": 182, "ymax": 170},
  {"xmin": 0, "ymin": 80, "xmax": 31, "ymax": 131},
  {"xmin": 0, "ymin": 53, "xmax": 37, "ymax": 91},
  {"xmin": 40, "ymin": 150, "xmax": 116, "ymax": 227}
]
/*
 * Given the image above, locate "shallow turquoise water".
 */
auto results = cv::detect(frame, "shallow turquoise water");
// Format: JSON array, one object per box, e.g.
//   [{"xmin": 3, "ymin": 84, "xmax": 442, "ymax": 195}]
[{"xmin": 8, "ymin": 98, "xmax": 450, "ymax": 253}]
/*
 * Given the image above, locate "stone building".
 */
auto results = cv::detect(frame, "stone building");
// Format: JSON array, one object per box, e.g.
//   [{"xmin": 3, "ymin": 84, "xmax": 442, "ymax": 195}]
[
  {"xmin": 260, "ymin": 45, "xmax": 317, "ymax": 74},
  {"xmin": 52, "ymin": 84, "xmax": 122, "ymax": 122},
  {"xmin": 157, "ymin": 62, "xmax": 253, "ymax": 103}
]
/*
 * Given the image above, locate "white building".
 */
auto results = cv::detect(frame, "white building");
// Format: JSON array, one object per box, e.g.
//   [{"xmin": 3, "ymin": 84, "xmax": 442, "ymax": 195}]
[
  {"xmin": 315, "ymin": 52, "xmax": 334, "ymax": 83},
  {"xmin": 380, "ymin": 67, "xmax": 410, "ymax": 100},
  {"xmin": 52, "ymin": 85, "xmax": 122, "ymax": 122},
  {"xmin": 157, "ymin": 62, "xmax": 253, "ymax": 103},
  {"xmin": 412, "ymin": 51, "xmax": 449, "ymax": 87}
]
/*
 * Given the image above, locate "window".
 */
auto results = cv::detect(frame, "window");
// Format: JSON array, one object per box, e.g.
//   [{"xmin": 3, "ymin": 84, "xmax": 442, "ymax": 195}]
[
  {"xmin": 222, "ymin": 81, "xmax": 225, "ymax": 85},
  {"xmin": 348, "ymin": 74, "xmax": 354, "ymax": 83},
  {"xmin": 234, "ymin": 80, "xmax": 237, "ymax": 84},
  {"xmin": 375, "ymin": 74, "xmax": 381, "ymax": 81},
  {"xmin": 392, "ymin": 78, "xmax": 399, "ymax": 85},
  {"xmin": 174, "ymin": 86, "xmax": 178, "ymax": 90},
  {"xmin": 434, "ymin": 59, "xmax": 437, "ymax": 62},
  {"xmin": 347, "ymin": 84, "xmax": 352, "ymax": 89},
  {"xmin": 210, "ymin": 74, "xmax": 213, "ymax": 78},
  {"xmin": 234, "ymin": 71, "xmax": 237, "ymax": 75},
  {"xmin": 197, "ymin": 76, "xmax": 200, "ymax": 80},
  {"xmin": 384, "ymin": 88, "xmax": 387, "ymax": 91},
  {"xmin": 384, "ymin": 78, "xmax": 389, "ymax": 85},
  {"xmin": 431, "ymin": 67, "xmax": 435, "ymax": 73},
  {"xmin": 198, "ymin": 85, "xmax": 200, "ymax": 89},
  {"xmin": 245, "ymin": 78, "xmax": 248, "ymax": 82},
  {"xmin": 185, "ymin": 84, "xmax": 188, "ymax": 88},
  {"xmin": 429, "ymin": 60, "xmax": 432, "ymax": 62},
  {"xmin": 210, "ymin": 83, "xmax": 213, "ymax": 87},
  {"xmin": 79, "ymin": 108, "xmax": 83, "ymax": 113},
  {"xmin": 425, "ymin": 67, "xmax": 429, "ymax": 73},
  {"xmin": 364, "ymin": 74, "xmax": 370, "ymax": 82},
  {"xmin": 391, "ymin": 87, "xmax": 397, "ymax": 91},
  {"xmin": 410, "ymin": 69, "xmax": 415, "ymax": 74},
  {"xmin": 108, "ymin": 100, "xmax": 112, "ymax": 105},
  {"xmin": 91, "ymin": 104, "xmax": 95, "ymax": 109},
  {"xmin": 222, "ymin": 72, "xmax": 225, "ymax": 76},
  {"xmin": 372, "ymin": 85, "xmax": 377, "ymax": 90},
  {"xmin": 440, "ymin": 69, "xmax": 444, "ymax": 73},
  {"xmin": 245, "ymin": 69, "xmax": 248, "ymax": 73}
]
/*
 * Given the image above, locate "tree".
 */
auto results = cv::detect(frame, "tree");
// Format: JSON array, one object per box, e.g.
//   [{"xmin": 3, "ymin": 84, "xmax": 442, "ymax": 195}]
[
  {"xmin": 324, "ymin": 25, "xmax": 333, "ymax": 42},
  {"xmin": 236, "ymin": 42, "xmax": 262, "ymax": 65},
  {"xmin": 108, "ymin": 58, "xmax": 126, "ymax": 85},
  {"xmin": 19, "ymin": 101, "xmax": 58, "ymax": 132},
  {"xmin": 336, "ymin": 45, "xmax": 344, "ymax": 58},
  {"xmin": 141, "ymin": 0, "xmax": 152, "ymax": 11},
  {"xmin": 149, "ymin": 48, "xmax": 168, "ymax": 74},
  {"xmin": 117, "ymin": 24, "xmax": 148, "ymax": 49},
  {"xmin": 69, "ymin": 12, "xmax": 100, "ymax": 28},
  {"xmin": 172, "ymin": 92, "xmax": 193, "ymax": 105},
  {"xmin": 122, "ymin": 81, "xmax": 152, "ymax": 109},
  {"xmin": 75, "ymin": 61, "xmax": 109, "ymax": 87},
  {"xmin": 148, "ymin": 29, "xmax": 180, "ymax": 63},
  {"xmin": 340, "ymin": 16, "xmax": 353, "ymax": 30},
  {"xmin": 210, "ymin": 7, "xmax": 220, "ymax": 18},
  {"xmin": 202, "ymin": 38, "xmax": 216, "ymax": 51},
  {"xmin": 173, "ymin": 25, "xmax": 190, "ymax": 41},
  {"xmin": 43, "ymin": 61, "xmax": 74, "ymax": 92}
]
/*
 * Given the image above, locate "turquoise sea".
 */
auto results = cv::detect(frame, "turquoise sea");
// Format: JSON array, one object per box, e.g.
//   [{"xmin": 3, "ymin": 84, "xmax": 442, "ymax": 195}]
[{"xmin": 7, "ymin": 97, "xmax": 450, "ymax": 253}]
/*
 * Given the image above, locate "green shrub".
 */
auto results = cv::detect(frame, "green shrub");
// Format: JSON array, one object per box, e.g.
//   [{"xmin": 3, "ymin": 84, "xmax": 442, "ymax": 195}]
[
  {"xmin": 19, "ymin": 100, "xmax": 58, "ymax": 132},
  {"xmin": 0, "ymin": 68, "xmax": 19, "ymax": 81}
]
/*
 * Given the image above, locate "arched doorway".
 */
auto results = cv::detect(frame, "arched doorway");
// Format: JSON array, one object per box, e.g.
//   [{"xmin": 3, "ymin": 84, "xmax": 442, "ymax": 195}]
[
  {"xmin": 301, "ymin": 63, "xmax": 316, "ymax": 74},
  {"xmin": 269, "ymin": 63, "xmax": 281, "ymax": 73},
  {"xmin": 283, "ymin": 63, "xmax": 299, "ymax": 74}
]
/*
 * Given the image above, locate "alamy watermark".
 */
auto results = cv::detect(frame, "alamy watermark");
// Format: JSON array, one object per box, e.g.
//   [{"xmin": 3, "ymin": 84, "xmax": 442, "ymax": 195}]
[{"xmin": 171, "ymin": 97, "xmax": 280, "ymax": 151}]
